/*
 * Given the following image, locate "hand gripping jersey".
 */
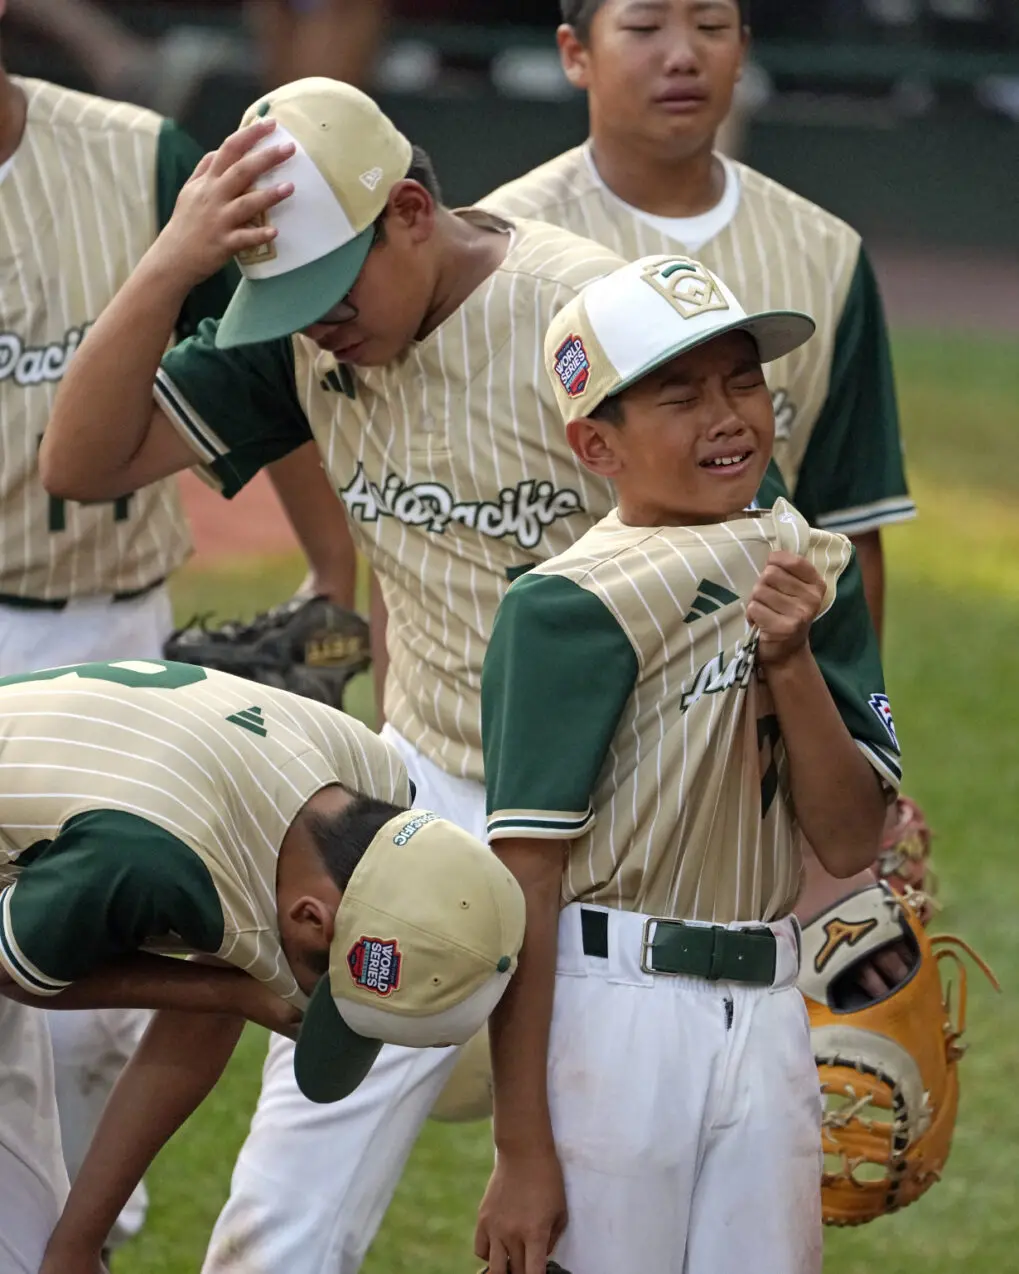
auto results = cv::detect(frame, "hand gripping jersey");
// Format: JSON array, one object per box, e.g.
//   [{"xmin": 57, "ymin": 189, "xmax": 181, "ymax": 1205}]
[{"xmin": 482, "ymin": 500, "xmax": 902, "ymax": 924}]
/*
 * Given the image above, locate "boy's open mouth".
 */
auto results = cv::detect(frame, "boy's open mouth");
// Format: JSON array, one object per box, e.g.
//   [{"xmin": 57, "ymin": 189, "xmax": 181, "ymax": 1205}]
[{"xmin": 700, "ymin": 451, "xmax": 753, "ymax": 470}]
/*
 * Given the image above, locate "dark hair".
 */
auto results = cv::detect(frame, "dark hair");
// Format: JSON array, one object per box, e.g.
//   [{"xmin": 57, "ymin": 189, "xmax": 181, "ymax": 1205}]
[
  {"xmin": 307, "ymin": 790, "xmax": 407, "ymax": 889},
  {"xmin": 373, "ymin": 144, "xmax": 443, "ymax": 240},
  {"xmin": 560, "ymin": 0, "xmax": 750, "ymax": 41},
  {"xmin": 588, "ymin": 394, "xmax": 626, "ymax": 424}
]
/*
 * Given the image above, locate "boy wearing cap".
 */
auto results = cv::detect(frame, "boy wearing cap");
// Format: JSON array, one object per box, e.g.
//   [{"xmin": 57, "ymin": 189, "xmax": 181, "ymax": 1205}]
[
  {"xmin": 476, "ymin": 256, "xmax": 902, "ymax": 1274},
  {"xmin": 0, "ymin": 658, "xmax": 522, "ymax": 1274}
]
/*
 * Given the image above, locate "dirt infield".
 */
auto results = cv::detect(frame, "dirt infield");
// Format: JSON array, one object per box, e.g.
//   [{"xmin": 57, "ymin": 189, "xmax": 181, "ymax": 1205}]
[{"xmin": 179, "ymin": 245, "xmax": 1018, "ymax": 566}]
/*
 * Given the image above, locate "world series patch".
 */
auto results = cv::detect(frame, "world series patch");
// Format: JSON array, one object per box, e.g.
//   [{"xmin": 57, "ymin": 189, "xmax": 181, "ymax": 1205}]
[
  {"xmin": 553, "ymin": 334, "xmax": 591, "ymax": 398},
  {"xmin": 868, "ymin": 693, "xmax": 899, "ymax": 749},
  {"xmin": 348, "ymin": 936, "xmax": 402, "ymax": 997}
]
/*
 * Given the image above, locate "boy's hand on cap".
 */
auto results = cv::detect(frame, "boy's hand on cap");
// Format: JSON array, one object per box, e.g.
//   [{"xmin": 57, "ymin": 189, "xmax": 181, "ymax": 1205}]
[
  {"xmin": 747, "ymin": 550, "xmax": 826, "ymax": 668},
  {"xmin": 157, "ymin": 119, "xmax": 296, "ymax": 289}
]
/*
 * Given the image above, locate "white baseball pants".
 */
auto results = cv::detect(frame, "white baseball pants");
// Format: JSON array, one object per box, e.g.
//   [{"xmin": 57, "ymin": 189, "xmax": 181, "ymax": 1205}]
[
  {"xmin": 548, "ymin": 904, "xmax": 823, "ymax": 1274},
  {"xmin": 202, "ymin": 726, "xmax": 487, "ymax": 1274},
  {"xmin": 0, "ymin": 997, "xmax": 68, "ymax": 1274},
  {"xmin": 0, "ymin": 584, "xmax": 172, "ymax": 1260}
]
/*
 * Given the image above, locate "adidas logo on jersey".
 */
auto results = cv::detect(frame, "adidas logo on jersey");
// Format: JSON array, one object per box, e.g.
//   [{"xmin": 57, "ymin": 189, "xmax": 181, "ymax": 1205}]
[
  {"xmin": 340, "ymin": 463, "xmax": 584, "ymax": 550},
  {"xmin": 0, "ymin": 323, "xmax": 93, "ymax": 387},
  {"xmin": 683, "ymin": 579, "xmax": 740, "ymax": 624},
  {"xmin": 680, "ymin": 631, "xmax": 759, "ymax": 713},
  {"xmin": 226, "ymin": 706, "xmax": 267, "ymax": 737}
]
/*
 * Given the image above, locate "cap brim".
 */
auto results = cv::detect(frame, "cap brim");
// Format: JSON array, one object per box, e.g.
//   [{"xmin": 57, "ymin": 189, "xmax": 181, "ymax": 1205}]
[
  {"xmin": 610, "ymin": 310, "xmax": 817, "ymax": 400},
  {"xmin": 293, "ymin": 975, "xmax": 384, "ymax": 1104},
  {"xmin": 215, "ymin": 225, "xmax": 375, "ymax": 350}
]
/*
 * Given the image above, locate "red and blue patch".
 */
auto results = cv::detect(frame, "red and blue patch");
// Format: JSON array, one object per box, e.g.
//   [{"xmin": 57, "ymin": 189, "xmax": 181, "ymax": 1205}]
[
  {"xmin": 347, "ymin": 936, "xmax": 402, "ymax": 997},
  {"xmin": 868, "ymin": 693, "xmax": 899, "ymax": 750},
  {"xmin": 553, "ymin": 334, "xmax": 591, "ymax": 399}
]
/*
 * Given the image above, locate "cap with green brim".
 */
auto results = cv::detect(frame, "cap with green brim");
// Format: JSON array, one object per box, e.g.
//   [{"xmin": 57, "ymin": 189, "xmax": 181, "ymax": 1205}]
[
  {"xmin": 293, "ymin": 810, "xmax": 525, "ymax": 1104},
  {"xmin": 544, "ymin": 254, "xmax": 817, "ymax": 425},
  {"xmin": 214, "ymin": 77, "xmax": 413, "ymax": 350}
]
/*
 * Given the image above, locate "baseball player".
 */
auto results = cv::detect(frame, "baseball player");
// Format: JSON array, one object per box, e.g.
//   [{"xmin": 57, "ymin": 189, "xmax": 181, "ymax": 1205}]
[
  {"xmin": 478, "ymin": 0, "xmax": 930, "ymax": 960},
  {"xmin": 479, "ymin": 0, "xmax": 913, "ymax": 639},
  {"xmin": 0, "ymin": 657, "xmax": 523, "ymax": 1274},
  {"xmin": 39, "ymin": 79, "xmax": 804, "ymax": 1273},
  {"xmin": 476, "ymin": 254, "xmax": 902, "ymax": 1274},
  {"xmin": 0, "ymin": 25, "xmax": 240, "ymax": 1256}
]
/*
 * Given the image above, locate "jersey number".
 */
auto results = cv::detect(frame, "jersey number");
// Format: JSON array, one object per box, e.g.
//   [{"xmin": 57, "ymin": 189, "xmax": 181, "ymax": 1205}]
[
  {"xmin": 0, "ymin": 660, "xmax": 207, "ymax": 691},
  {"xmin": 38, "ymin": 434, "xmax": 132, "ymax": 531}
]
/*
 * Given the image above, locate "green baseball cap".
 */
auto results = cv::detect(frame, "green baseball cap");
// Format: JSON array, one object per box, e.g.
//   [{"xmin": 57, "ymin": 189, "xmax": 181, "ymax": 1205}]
[
  {"xmin": 216, "ymin": 78, "xmax": 413, "ymax": 350},
  {"xmin": 293, "ymin": 810, "xmax": 525, "ymax": 1104}
]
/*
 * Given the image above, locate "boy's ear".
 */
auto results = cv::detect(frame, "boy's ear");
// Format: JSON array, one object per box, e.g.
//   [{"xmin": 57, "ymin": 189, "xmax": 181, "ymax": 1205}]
[
  {"xmin": 557, "ymin": 24, "xmax": 591, "ymax": 90},
  {"xmin": 566, "ymin": 417, "xmax": 624, "ymax": 477},
  {"xmin": 288, "ymin": 895, "xmax": 336, "ymax": 944}
]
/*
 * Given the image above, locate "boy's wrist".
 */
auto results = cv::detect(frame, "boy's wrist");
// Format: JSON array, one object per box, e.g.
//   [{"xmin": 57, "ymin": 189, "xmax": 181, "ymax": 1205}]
[{"xmin": 759, "ymin": 641, "xmax": 814, "ymax": 679}]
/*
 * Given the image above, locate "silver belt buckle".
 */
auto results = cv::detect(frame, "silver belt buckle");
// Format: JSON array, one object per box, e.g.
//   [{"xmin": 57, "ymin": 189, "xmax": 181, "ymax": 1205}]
[{"xmin": 640, "ymin": 916, "xmax": 665, "ymax": 975}]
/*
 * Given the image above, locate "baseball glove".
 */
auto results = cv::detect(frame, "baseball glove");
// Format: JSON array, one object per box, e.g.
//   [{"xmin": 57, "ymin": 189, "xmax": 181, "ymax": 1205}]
[
  {"xmin": 799, "ymin": 883, "xmax": 998, "ymax": 1225},
  {"xmin": 164, "ymin": 594, "xmax": 371, "ymax": 709},
  {"xmin": 874, "ymin": 796, "xmax": 938, "ymax": 925}
]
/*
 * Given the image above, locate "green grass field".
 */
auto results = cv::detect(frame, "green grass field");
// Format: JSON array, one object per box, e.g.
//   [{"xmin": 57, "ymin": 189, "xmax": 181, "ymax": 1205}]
[{"xmin": 124, "ymin": 331, "xmax": 1018, "ymax": 1272}]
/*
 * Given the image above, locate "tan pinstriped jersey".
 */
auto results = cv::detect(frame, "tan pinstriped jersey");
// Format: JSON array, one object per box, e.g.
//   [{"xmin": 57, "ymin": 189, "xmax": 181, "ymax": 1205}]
[
  {"xmin": 0, "ymin": 79, "xmax": 191, "ymax": 599},
  {"xmin": 157, "ymin": 213, "xmax": 627, "ymax": 781},
  {"xmin": 0, "ymin": 660, "xmax": 409, "ymax": 1004},
  {"xmin": 480, "ymin": 147, "xmax": 914, "ymax": 536},
  {"xmin": 483, "ymin": 500, "xmax": 902, "ymax": 924}
]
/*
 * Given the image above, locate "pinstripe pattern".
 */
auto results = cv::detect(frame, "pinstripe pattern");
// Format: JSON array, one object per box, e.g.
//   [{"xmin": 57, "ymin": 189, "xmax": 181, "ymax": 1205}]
[
  {"xmin": 480, "ymin": 146, "xmax": 872, "ymax": 520},
  {"xmin": 0, "ymin": 79, "xmax": 190, "ymax": 599},
  {"xmin": 488, "ymin": 501, "xmax": 898, "ymax": 924},
  {"xmin": 0, "ymin": 662, "xmax": 409, "ymax": 1002},
  {"xmin": 223, "ymin": 212, "xmax": 617, "ymax": 783}
]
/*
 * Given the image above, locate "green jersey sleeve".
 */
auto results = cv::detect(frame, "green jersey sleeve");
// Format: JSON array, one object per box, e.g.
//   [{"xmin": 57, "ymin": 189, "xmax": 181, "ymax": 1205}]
[
  {"xmin": 0, "ymin": 810, "xmax": 225, "ymax": 996},
  {"xmin": 155, "ymin": 120, "xmax": 239, "ymax": 340},
  {"xmin": 482, "ymin": 572, "xmax": 639, "ymax": 841},
  {"xmin": 810, "ymin": 551, "xmax": 902, "ymax": 791},
  {"xmin": 794, "ymin": 247, "xmax": 915, "ymax": 537},
  {"xmin": 156, "ymin": 319, "xmax": 312, "ymax": 496}
]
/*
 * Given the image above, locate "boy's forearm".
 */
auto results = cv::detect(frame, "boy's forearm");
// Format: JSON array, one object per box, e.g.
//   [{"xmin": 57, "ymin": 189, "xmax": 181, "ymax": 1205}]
[
  {"xmin": 44, "ymin": 1008, "xmax": 244, "ymax": 1257},
  {"xmin": 849, "ymin": 530, "xmax": 885, "ymax": 642},
  {"xmin": 2, "ymin": 951, "xmax": 257, "ymax": 1015},
  {"xmin": 267, "ymin": 443, "xmax": 358, "ymax": 609},
  {"xmin": 765, "ymin": 649, "xmax": 886, "ymax": 878},
  {"xmin": 488, "ymin": 838, "xmax": 564, "ymax": 1154},
  {"xmin": 370, "ymin": 572, "xmax": 390, "ymax": 730},
  {"xmin": 40, "ymin": 248, "xmax": 190, "ymax": 501}
]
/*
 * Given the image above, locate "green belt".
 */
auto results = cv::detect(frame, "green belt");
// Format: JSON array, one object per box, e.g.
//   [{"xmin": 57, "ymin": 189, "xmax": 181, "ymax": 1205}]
[
  {"xmin": 0, "ymin": 577, "xmax": 166, "ymax": 612},
  {"xmin": 580, "ymin": 907, "xmax": 777, "ymax": 986}
]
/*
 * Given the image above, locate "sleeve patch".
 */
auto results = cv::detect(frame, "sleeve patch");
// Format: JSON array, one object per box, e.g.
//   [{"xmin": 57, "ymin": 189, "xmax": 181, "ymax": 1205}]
[{"xmin": 867, "ymin": 693, "xmax": 899, "ymax": 750}]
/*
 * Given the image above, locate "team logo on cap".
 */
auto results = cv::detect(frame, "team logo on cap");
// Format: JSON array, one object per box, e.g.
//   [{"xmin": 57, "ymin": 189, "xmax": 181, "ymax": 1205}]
[
  {"xmin": 642, "ymin": 258, "xmax": 729, "ymax": 320},
  {"xmin": 348, "ymin": 936, "xmax": 402, "ymax": 997},
  {"xmin": 553, "ymin": 334, "xmax": 591, "ymax": 399},
  {"xmin": 868, "ymin": 693, "xmax": 899, "ymax": 749}
]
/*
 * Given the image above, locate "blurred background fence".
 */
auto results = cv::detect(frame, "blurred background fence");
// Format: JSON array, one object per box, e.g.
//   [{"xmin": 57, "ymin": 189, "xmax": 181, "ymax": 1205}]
[{"xmin": 7, "ymin": 0, "xmax": 1019, "ymax": 252}]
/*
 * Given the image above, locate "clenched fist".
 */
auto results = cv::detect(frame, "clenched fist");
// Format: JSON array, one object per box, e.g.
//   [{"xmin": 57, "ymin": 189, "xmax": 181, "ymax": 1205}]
[{"xmin": 747, "ymin": 550, "xmax": 826, "ymax": 668}]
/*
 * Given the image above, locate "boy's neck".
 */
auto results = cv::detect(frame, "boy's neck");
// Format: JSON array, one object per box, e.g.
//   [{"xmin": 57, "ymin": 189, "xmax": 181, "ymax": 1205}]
[
  {"xmin": 616, "ymin": 497, "xmax": 740, "ymax": 529},
  {"xmin": 0, "ymin": 69, "xmax": 27, "ymax": 168},
  {"xmin": 417, "ymin": 208, "xmax": 511, "ymax": 340},
  {"xmin": 588, "ymin": 128, "xmax": 726, "ymax": 220}
]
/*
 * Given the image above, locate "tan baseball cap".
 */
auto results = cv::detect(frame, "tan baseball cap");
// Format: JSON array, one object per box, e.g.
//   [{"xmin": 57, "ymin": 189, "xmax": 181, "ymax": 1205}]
[
  {"xmin": 545, "ymin": 254, "xmax": 817, "ymax": 425},
  {"xmin": 293, "ymin": 810, "xmax": 525, "ymax": 1104},
  {"xmin": 216, "ymin": 78, "xmax": 413, "ymax": 350}
]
